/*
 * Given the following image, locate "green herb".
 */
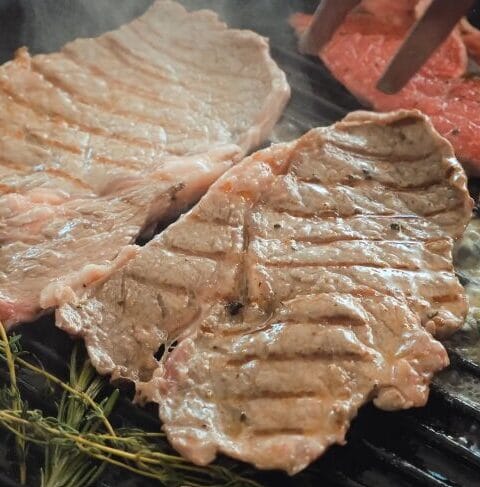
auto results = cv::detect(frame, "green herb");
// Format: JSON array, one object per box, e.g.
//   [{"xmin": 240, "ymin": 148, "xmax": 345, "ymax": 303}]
[
  {"xmin": 0, "ymin": 324, "xmax": 27, "ymax": 484},
  {"xmin": 0, "ymin": 322, "xmax": 262, "ymax": 487},
  {"xmin": 41, "ymin": 345, "xmax": 118, "ymax": 487}
]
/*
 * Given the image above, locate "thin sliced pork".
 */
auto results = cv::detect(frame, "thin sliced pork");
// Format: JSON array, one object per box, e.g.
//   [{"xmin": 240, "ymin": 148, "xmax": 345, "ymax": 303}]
[
  {"xmin": 0, "ymin": 0, "xmax": 290, "ymax": 327},
  {"xmin": 57, "ymin": 110, "xmax": 472, "ymax": 474}
]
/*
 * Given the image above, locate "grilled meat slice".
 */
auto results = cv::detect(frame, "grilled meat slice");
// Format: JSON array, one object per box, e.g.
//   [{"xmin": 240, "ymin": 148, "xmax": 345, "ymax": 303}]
[
  {"xmin": 57, "ymin": 110, "xmax": 472, "ymax": 473},
  {"xmin": 0, "ymin": 0, "xmax": 289, "ymax": 327}
]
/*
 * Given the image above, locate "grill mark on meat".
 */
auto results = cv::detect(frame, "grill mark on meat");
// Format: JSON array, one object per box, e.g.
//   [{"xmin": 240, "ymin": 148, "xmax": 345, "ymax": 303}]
[
  {"xmin": 0, "ymin": 126, "xmax": 22, "ymax": 140},
  {"xmin": 296, "ymin": 176, "xmax": 444, "ymax": 192},
  {"xmin": 155, "ymin": 292, "xmax": 168, "ymax": 321},
  {"xmin": 239, "ymin": 211, "xmax": 252, "ymax": 315},
  {"xmin": 0, "ymin": 183, "xmax": 15, "ymax": 194},
  {"xmin": 91, "ymin": 154, "xmax": 144, "ymax": 171},
  {"xmin": 135, "ymin": 21, "xmax": 203, "ymax": 62},
  {"xmin": 30, "ymin": 64, "xmax": 188, "ymax": 132},
  {"xmin": 261, "ymin": 261, "xmax": 450, "ymax": 272},
  {"xmin": 275, "ymin": 235, "xmax": 446, "ymax": 245},
  {"xmin": 352, "ymin": 213, "xmax": 420, "ymax": 220},
  {"xmin": 280, "ymin": 315, "xmax": 369, "ymax": 326},
  {"xmin": 267, "ymin": 207, "xmax": 402, "ymax": 219},
  {"xmin": 213, "ymin": 312, "xmax": 369, "ymax": 336},
  {"xmin": 43, "ymin": 168, "xmax": 92, "ymax": 190},
  {"xmin": 116, "ymin": 270, "xmax": 128, "ymax": 315},
  {"xmin": 227, "ymin": 391, "xmax": 319, "ymax": 402},
  {"xmin": 326, "ymin": 139, "xmax": 437, "ymax": 162},
  {"xmin": 432, "ymin": 294, "xmax": 462, "ymax": 304},
  {"xmin": 0, "ymin": 82, "xmax": 155, "ymax": 149},
  {"xmin": 0, "ymin": 121, "xmax": 85, "ymax": 157},
  {"xmin": 225, "ymin": 350, "xmax": 372, "ymax": 367},
  {"xmin": 26, "ymin": 132, "xmax": 82, "ymax": 156},
  {"xmin": 268, "ymin": 204, "xmax": 458, "ymax": 219},
  {"xmin": 0, "ymin": 157, "xmax": 29, "ymax": 173},
  {"xmin": 189, "ymin": 214, "xmax": 240, "ymax": 230},
  {"xmin": 261, "ymin": 210, "xmax": 423, "ymax": 225},
  {"xmin": 22, "ymin": 127, "xmax": 144, "ymax": 171},
  {"xmin": 163, "ymin": 244, "xmax": 229, "ymax": 261},
  {"xmin": 320, "ymin": 140, "xmax": 439, "ymax": 164},
  {"xmin": 209, "ymin": 307, "xmax": 377, "ymax": 339},
  {"xmin": 251, "ymin": 428, "xmax": 306, "ymax": 436}
]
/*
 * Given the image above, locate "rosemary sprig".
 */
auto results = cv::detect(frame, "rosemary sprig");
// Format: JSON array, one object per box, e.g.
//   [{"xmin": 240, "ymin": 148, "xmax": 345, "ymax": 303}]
[
  {"xmin": 0, "ymin": 323, "xmax": 263, "ymax": 487},
  {"xmin": 13, "ymin": 349, "xmax": 117, "ymax": 437},
  {"xmin": 0, "ymin": 409, "xmax": 260, "ymax": 486},
  {"xmin": 40, "ymin": 345, "xmax": 119, "ymax": 487},
  {"xmin": 0, "ymin": 323, "xmax": 27, "ymax": 485}
]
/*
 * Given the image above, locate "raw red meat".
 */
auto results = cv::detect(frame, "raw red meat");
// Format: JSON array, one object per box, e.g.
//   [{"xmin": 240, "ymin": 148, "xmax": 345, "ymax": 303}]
[{"xmin": 291, "ymin": 0, "xmax": 480, "ymax": 174}]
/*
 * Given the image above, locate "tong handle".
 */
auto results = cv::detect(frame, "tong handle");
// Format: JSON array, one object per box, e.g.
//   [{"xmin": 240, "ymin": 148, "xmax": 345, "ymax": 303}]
[
  {"xmin": 299, "ymin": 0, "xmax": 361, "ymax": 55},
  {"xmin": 377, "ymin": 0, "xmax": 476, "ymax": 93}
]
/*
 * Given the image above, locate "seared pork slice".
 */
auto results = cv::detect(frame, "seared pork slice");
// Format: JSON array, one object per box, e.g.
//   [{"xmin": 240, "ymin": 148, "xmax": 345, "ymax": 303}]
[
  {"xmin": 0, "ymin": 0, "xmax": 290, "ymax": 327},
  {"xmin": 57, "ymin": 110, "xmax": 472, "ymax": 474}
]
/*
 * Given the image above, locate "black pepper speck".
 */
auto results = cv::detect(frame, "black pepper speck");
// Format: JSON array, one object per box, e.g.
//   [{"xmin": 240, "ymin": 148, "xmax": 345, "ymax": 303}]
[
  {"xmin": 226, "ymin": 301, "xmax": 243, "ymax": 316},
  {"xmin": 362, "ymin": 168, "xmax": 372, "ymax": 180}
]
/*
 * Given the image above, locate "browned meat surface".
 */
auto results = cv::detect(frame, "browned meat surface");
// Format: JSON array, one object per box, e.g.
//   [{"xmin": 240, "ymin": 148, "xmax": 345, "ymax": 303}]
[
  {"xmin": 0, "ymin": 0, "xmax": 290, "ymax": 327},
  {"xmin": 56, "ymin": 110, "xmax": 472, "ymax": 474}
]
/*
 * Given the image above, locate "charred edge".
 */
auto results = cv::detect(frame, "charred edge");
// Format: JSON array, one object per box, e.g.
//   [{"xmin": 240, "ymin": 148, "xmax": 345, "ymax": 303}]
[{"xmin": 297, "ymin": 175, "xmax": 444, "ymax": 193}]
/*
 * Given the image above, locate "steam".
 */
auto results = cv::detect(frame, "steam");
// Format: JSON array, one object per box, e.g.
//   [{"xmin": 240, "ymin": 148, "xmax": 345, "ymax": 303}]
[
  {"xmin": 9, "ymin": 0, "xmax": 305, "ymax": 58},
  {"xmin": 180, "ymin": 0, "xmax": 310, "ymax": 35},
  {"xmin": 16, "ymin": 0, "xmax": 235, "ymax": 56},
  {"xmin": 19, "ymin": 0, "xmax": 153, "ymax": 55}
]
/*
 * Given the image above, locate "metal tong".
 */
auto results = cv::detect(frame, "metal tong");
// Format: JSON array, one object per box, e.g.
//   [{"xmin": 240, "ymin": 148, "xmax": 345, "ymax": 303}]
[{"xmin": 299, "ymin": 0, "xmax": 476, "ymax": 94}]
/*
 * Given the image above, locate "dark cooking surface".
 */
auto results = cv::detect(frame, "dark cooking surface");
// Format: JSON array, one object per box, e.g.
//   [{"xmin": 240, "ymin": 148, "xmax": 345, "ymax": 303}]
[{"xmin": 1, "ymin": 1, "xmax": 480, "ymax": 486}]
